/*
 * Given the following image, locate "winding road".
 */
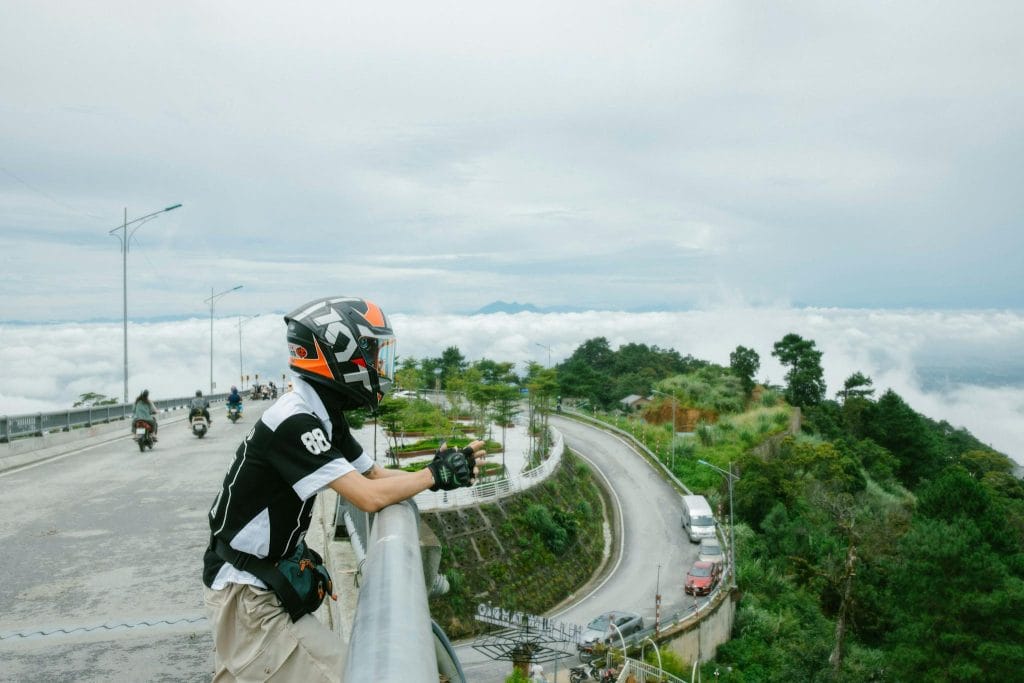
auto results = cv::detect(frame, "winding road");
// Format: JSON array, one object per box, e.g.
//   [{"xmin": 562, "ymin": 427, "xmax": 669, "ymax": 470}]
[{"xmin": 458, "ymin": 414, "xmax": 705, "ymax": 682}]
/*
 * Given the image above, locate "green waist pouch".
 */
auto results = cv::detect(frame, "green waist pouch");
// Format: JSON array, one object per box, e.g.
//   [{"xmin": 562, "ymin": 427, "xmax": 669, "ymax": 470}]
[{"xmin": 213, "ymin": 537, "xmax": 336, "ymax": 622}]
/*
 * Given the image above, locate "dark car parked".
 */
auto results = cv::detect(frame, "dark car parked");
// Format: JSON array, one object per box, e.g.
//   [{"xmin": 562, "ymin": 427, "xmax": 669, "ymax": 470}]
[{"xmin": 577, "ymin": 610, "xmax": 644, "ymax": 657}]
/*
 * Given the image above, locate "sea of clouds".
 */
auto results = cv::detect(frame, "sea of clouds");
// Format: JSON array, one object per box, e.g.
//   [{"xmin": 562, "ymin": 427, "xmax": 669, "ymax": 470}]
[{"xmin": 2, "ymin": 308, "xmax": 1021, "ymax": 464}]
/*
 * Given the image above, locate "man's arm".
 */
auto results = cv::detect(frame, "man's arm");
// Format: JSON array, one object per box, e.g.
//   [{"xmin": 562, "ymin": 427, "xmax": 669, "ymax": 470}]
[{"xmin": 328, "ymin": 467, "xmax": 434, "ymax": 512}]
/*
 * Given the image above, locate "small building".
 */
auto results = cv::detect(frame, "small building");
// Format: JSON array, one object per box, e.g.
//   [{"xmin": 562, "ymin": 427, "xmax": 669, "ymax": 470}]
[{"xmin": 619, "ymin": 394, "xmax": 651, "ymax": 412}]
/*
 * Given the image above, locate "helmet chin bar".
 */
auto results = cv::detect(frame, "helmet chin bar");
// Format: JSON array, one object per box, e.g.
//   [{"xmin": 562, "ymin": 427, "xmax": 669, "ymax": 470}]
[{"xmin": 342, "ymin": 364, "xmax": 381, "ymax": 412}]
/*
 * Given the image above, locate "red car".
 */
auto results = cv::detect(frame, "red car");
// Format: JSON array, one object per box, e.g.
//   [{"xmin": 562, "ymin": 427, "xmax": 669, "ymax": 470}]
[{"xmin": 685, "ymin": 560, "xmax": 722, "ymax": 596}]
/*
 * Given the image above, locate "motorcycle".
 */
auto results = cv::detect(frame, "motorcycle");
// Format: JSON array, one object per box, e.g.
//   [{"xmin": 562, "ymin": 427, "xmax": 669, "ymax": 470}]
[
  {"xmin": 133, "ymin": 419, "xmax": 155, "ymax": 452},
  {"xmin": 569, "ymin": 663, "xmax": 618, "ymax": 683},
  {"xmin": 190, "ymin": 410, "xmax": 210, "ymax": 438},
  {"xmin": 227, "ymin": 404, "xmax": 242, "ymax": 423}
]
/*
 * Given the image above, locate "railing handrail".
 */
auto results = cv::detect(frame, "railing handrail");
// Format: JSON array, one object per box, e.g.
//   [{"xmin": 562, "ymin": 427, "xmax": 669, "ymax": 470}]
[
  {"xmin": 343, "ymin": 500, "xmax": 440, "ymax": 682},
  {"xmin": 616, "ymin": 657, "xmax": 690, "ymax": 683},
  {"xmin": 0, "ymin": 391, "xmax": 243, "ymax": 442}
]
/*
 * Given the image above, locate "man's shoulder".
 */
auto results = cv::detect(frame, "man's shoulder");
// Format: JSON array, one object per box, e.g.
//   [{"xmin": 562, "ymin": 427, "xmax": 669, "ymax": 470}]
[{"xmin": 260, "ymin": 391, "xmax": 321, "ymax": 433}]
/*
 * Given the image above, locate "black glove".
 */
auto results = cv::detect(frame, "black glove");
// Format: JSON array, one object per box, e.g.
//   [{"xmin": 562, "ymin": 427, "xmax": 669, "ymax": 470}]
[
  {"xmin": 460, "ymin": 445, "xmax": 478, "ymax": 473},
  {"xmin": 427, "ymin": 447, "xmax": 474, "ymax": 491}
]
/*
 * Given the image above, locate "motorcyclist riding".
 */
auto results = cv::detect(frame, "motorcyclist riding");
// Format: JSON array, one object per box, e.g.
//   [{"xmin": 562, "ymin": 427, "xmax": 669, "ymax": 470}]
[
  {"xmin": 190, "ymin": 390, "xmax": 212, "ymax": 425},
  {"xmin": 132, "ymin": 389, "xmax": 158, "ymax": 441},
  {"xmin": 227, "ymin": 386, "xmax": 243, "ymax": 416}
]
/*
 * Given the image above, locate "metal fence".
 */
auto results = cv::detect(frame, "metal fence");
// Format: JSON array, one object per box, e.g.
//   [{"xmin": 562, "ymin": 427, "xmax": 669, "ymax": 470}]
[{"xmin": 0, "ymin": 392, "xmax": 235, "ymax": 442}]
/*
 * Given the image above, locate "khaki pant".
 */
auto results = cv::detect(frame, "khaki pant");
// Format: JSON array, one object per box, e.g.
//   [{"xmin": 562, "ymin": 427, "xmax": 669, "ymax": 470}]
[{"xmin": 204, "ymin": 584, "xmax": 344, "ymax": 682}]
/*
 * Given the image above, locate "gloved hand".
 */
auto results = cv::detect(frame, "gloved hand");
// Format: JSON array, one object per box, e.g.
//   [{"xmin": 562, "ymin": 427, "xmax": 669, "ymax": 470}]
[{"xmin": 427, "ymin": 447, "xmax": 474, "ymax": 491}]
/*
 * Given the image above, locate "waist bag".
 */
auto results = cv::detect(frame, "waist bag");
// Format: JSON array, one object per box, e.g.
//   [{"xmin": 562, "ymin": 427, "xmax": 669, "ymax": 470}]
[{"xmin": 214, "ymin": 537, "xmax": 334, "ymax": 622}]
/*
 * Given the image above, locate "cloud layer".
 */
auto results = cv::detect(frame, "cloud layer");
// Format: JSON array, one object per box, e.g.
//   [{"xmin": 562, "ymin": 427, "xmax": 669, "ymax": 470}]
[{"xmin": 2, "ymin": 307, "xmax": 1021, "ymax": 464}]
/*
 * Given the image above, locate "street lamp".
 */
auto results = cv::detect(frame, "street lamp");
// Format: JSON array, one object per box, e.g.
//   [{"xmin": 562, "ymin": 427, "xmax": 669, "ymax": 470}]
[
  {"xmin": 698, "ymin": 459, "xmax": 740, "ymax": 589},
  {"xmin": 534, "ymin": 342, "xmax": 551, "ymax": 368},
  {"xmin": 641, "ymin": 637, "xmax": 663, "ymax": 677},
  {"xmin": 205, "ymin": 285, "xmax": 242, "ymax": 394},
  {"xmin": 238, "ymin": 314, "xmax": 260, "ymax": 390},
  {"xmin": 651, "ymin": 388, "xmax": 678, "ymax": 469},
  {"xmin": 108, "ymin": 203, "xmax": 182, "ymax": 404},
  {"xmin": 608, "ymin": 621, "xmax": 628, "ymax": 661}
]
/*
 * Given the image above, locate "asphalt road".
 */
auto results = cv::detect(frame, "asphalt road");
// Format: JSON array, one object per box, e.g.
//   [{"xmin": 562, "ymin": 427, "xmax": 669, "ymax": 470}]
[
  {"xmin": 456, "ymin": 415, "xmax": 702, "ymax": 682},
  {"xmin": 0, "ymin": 405, "xmax": 260, "ymax": 682}
]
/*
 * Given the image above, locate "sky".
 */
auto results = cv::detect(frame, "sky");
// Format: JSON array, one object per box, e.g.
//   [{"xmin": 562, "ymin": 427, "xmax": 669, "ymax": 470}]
[
  {"xmin": 1, "ymin": 5, "xmax": 1022, "ymax": 459},
  {"xmin": 1, "ymin": 1, "xmax": 1022, "ymax": 320}
]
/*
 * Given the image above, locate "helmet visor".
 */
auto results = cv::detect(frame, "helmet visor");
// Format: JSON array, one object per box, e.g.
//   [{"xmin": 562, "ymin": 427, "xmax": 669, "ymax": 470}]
[{"xmin": 358, "ymin": 334, "xmax": 396, "ymax": 384}]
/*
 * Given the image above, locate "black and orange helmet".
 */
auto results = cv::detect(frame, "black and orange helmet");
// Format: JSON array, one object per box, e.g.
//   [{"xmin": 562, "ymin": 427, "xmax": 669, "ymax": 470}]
[{"xmin": 284, "ymin": 297, "xmax": 396, "ymax": 411}]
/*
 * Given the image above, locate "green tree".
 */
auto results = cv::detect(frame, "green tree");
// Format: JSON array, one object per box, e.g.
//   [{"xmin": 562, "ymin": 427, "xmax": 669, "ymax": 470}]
[
  {"xmin": 489, "ymin": 383, "xmax": 522, "ymax": 476},
  {"xmin": 729, "ymin": 345, "xmax": 760, "ymax": 397},
  {"xmin": 73, "ymin": 392, "xmax": 118, "ymax": 407},
  {"xmin": 863, "ymin": 390, "xmax": 946, "ymax": 487},
  {"xmin": 959, "ymin": 449, "xmax": 1014, "ymax": 480},
  {"xmin": 526, "ymin": 367, "xmax": 558, "ymax": 466},
  {"xmin": 771, "ymin": 333, "xmax": 826, "ymax": 407},
  {"xmin": 836, "ymin": 372, "xmax": 874, "ymax": 438},
  {"xmin": 836, "ymin": 372, "xmax": 874, "ymax": 403},
  {"xmin": 394, "ymin": 356, "xmax": 423, "ymax": 393},
  {"xmin": 884, "ymin": 516, "xmax": 1024, "ymax": 681}
]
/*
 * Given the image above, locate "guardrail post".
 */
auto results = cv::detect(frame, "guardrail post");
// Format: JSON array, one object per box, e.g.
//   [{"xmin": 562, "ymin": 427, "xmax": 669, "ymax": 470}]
[{"xmin": 1, "ymin": 415, "xmax": 8, "ymax": 443}]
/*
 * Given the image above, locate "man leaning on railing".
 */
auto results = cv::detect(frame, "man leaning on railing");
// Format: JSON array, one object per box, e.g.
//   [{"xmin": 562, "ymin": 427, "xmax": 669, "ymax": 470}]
[{"xmin": 201, "ymin": 296, "xmax": 485, "ymax": 682}]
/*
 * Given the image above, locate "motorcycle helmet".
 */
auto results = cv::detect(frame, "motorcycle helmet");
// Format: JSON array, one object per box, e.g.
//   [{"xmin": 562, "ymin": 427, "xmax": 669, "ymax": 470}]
[
  {"xmin": 195, "ymin": 390, "xmax": 203, "ymax": 397},
  {"xmin": 284, "ymin": 296, "xmax": 396, "ymax": 411}
]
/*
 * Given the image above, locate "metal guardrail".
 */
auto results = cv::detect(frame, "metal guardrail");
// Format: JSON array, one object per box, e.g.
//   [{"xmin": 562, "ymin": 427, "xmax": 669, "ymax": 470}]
[
  {"xmin": 0, "ymin": 392, "xmax": 237, "ymax": 442},
  {"xmin": 342, "ymin": 500, "xmax": 464, "ymax": 683},
  {"xmin": 616, "ymin": 658, "xmax": 689, "ymax": 683}
]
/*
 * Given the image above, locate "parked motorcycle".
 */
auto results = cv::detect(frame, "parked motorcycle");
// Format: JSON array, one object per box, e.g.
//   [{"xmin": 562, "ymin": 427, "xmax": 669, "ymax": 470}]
[
  {"xmin": 569, "ymin": 663, "xmax": 618, "ymax": 683},
  {"xmin": 227, "ymin": 404, "xmax": 242, "ymax": 423},
  {"xmin": 133, "ymin": 419, "xmax": 155, "ymax": 452},
  {"xmin": 190, "ymin": 411, "xmax": 210, "ymax": 438}
]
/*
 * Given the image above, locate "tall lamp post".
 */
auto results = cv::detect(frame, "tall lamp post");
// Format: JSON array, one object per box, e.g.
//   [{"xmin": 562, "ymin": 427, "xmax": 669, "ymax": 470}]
[
  {"xmin": 534, "ymin": 342, "xmax": 551, "ymax": 368},
  {"xmin": 238, "ymin": 314, "xmax": 260, "ymax": 390},
  {"xmin": 698, "ymin": 459, "xmax": 740, "ymax": 589},
  {"xmin": 205, "ymin": 285, "xmax": 242, "ymax": 394},
  {"xmin": 108, "ymin": 203, "xmax": 182, "ymax": 404},
  {"xmin": 651, "ymin": 388, "xmax": 678, "ymax": 469},
  {"xmin": 608, "ymin": 621, "xmax": 628, "ymax": 666},
  {"xmin": 641, "ymin": 637, "xmax": 663, "ymax": 678}
]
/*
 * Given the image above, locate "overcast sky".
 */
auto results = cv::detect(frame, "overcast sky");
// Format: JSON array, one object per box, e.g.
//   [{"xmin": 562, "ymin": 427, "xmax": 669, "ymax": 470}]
[{"xmin": 2, "ymin": 1, "xmax": 1022, "ymax": 320}]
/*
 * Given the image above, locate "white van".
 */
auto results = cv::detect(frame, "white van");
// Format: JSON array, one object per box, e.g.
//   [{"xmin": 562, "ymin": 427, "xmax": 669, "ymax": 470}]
[{"xmin": 681, "ymin": 495, "xmax": 716, "ymax": 542}]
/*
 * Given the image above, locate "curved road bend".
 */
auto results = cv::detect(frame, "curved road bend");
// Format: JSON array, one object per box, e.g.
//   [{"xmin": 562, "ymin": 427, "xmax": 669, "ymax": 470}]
[{"xmin": 458, "ymin": 415, "xmax": 703, "ymax": 682}]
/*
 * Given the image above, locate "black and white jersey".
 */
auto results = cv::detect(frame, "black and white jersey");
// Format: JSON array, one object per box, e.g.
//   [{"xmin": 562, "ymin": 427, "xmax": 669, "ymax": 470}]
[{"xmin": 203, "ymin": 378, "xmax": 373, "ymax": 589}]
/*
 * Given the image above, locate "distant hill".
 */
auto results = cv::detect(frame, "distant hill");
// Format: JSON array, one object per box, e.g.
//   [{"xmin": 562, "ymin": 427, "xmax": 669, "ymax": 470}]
[{"xmin": 471, "ymin": 301, "xmax": 588, "ymax": 315}]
